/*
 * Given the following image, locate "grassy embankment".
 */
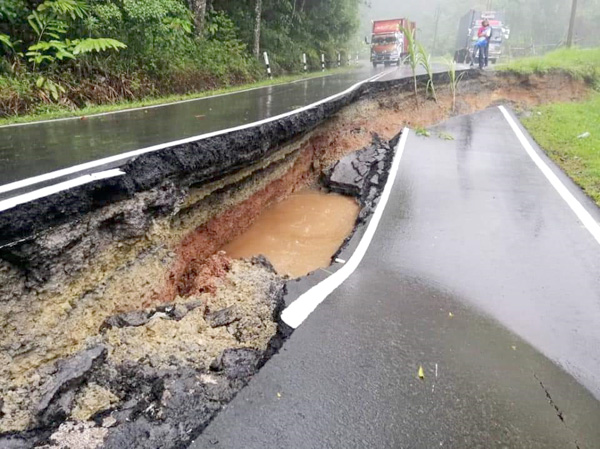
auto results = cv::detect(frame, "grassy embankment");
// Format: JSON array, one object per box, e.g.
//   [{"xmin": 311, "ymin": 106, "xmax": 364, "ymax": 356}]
[
  {"xmin": 0, "ymin": 67, "xmax": 354, "ymax": 127},
  {"xmin": 501, "ymin": 48, "xmax": 600, "ymax": 205}
]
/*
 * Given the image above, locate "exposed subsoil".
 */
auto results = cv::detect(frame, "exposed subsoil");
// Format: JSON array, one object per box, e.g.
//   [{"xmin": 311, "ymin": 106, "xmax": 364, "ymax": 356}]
[{"xmin": 0, "ymin": 70, "xmax": 594, "ymax": 448}]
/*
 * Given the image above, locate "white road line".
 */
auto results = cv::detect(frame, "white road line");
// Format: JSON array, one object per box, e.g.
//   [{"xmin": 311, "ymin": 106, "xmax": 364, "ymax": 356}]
[
  {"xmin": 0, "ymin": 73, "xmax": 341, "ymax": 130},
  {"xmin": 0, "ymin": 71, "xmax": 389, "ymax": 198},
  {"xmin": 281, "ymin": 127, "xmax": 410, "ymax": 329},
  {"xmin": 0, "ymin": 169, "xmax": 125, "ymax": 212},
  {"xmin": 499, "ymin": 105, "xmax": 600, "ymax": 245}
]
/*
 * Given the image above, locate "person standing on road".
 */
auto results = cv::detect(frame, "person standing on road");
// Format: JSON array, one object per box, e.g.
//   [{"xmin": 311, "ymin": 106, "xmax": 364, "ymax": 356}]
[{"xmin": 477, "ymin": 19, "xmax": 492, "ymax": 69}]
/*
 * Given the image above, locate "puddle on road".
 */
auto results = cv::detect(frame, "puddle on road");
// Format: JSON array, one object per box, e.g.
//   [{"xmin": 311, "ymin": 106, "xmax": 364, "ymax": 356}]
[{"xmin": 223, "ymin": 190, "xmax": 359, "ymax": 278}]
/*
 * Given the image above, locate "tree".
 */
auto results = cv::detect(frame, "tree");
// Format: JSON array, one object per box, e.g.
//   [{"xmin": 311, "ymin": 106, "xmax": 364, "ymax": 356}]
[
  {"xmin": 253, "ymin": 0, "xmax": 262, "ymax": 57},
  {"xmin": 189, "ymin": 0, "xmax": 207, "ymax": 36},
  {"xmin": 566, "ymin": 0, "xmax": 577, "ymax": 47}
]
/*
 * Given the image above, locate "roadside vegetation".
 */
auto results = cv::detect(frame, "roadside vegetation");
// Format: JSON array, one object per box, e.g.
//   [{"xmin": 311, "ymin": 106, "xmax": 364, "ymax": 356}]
[
  {"xmin": 506, "ymin": 47, "xmax": 600, "ymax": 205},
  {"xmin": 0, "ymin": 67, "xmax": 350, "ymax": 126},
  {"xmin": 0, "ymin": 0, "xmax": 361, "ymax": 120},
  {"xmin": 523, "ymin": 94, "xmax": 600, "ymax": 205},
  {"xmin": 500, "ymin": 47, "xmax": 600, "ymax": 85}
]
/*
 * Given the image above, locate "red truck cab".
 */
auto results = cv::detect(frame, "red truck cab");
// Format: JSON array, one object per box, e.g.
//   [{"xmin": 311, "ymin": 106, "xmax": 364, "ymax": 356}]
[{"xmin": 370, "ymin": 19, "xmax": 415, "ymax": 67}]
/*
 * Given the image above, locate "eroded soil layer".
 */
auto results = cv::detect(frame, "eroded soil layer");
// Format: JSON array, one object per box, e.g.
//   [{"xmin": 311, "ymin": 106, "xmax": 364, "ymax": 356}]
[{"xmin": 0, "ymin": 70, "xmax": 595, "ymax": 447}]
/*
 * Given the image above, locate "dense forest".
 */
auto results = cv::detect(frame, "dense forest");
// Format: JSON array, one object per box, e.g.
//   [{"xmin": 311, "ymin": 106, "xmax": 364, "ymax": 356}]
[{"xmin": 0, "ymin": 0, "xmax": 360, "ymax": 116}]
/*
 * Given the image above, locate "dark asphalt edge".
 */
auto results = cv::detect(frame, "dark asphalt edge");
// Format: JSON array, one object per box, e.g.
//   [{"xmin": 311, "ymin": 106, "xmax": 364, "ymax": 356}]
[{"xmin": 0, "ymin": 69, "xmax": 478, "ymax": 249}]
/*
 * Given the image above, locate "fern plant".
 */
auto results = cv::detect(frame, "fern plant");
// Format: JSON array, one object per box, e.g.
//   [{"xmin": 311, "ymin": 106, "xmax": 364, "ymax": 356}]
[
  {"xmin": 26, "ymin": 0, "xmax": 126, "ymax": 67},
  {"xmin": 72, "ymin": 38, "xmax": 127, "ymax": 55},
  {"xmin": 20, "ymin": 0, "xmax": 126, "ymax": 101}
]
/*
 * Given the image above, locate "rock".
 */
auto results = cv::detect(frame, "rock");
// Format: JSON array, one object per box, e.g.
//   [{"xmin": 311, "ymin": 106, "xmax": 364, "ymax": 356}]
[
  {"xmin": 0, "ymin": 435, "xmax": 33, "ymax": 449},
  {"xmin": 324, "ymin": 135, "xmax": 393, "ymax": 219},
  {"xmin": 326, "ymin": 154, "xmax": 367, "ymax": 197},
  {"xmin": 102, "ymin": 311, "xmax": 150, "ymax": 330},
  {"xmin": 250, "ymin": 255, "xmax": 277, "ymax": 274},
  {"xmin": 206, "ymin": 306, "xmax": 240, "ymax": 328},
  {"xmin": 38, "ymin": 389, "xmax": 76, "ymax": 428},
  {"xmin": 210, "ymin": 348, "xmax": 262, "ymax": 380},
  {"xmin": 103, "ymin": 416, "xmax": 118, "ymax": 428},
  {"xmin": 41, "ymin": 421, "xmax": 108, "ymax": 449},
  {"xmin": 71, "ymin": 383, "xmax": 120, "ymax": 421},
  {"xmin": 102, "ymin": 301, "xmax": 204, "ymax": 331},
  {"xmin": 36, "ymin": 345, "xmax": 107, "ymax": 424}
]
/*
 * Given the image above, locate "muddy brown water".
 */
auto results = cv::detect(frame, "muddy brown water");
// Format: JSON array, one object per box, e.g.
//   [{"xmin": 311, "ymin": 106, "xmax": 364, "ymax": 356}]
[{"xmin": 223, "ymin": 190, "xmax": 359, "ymax": 278}]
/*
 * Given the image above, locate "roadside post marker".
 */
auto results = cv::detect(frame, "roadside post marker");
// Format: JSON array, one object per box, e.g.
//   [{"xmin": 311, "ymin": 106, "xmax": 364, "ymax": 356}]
[
  {"xmin": 263, "ymin": 52, "xmax": 272, "ymax": 79},
  {"xmin": 337, "ymin": 52, "xmax": 341, "ymax": 67},
  {"xmin": 321, "ymin": 53, "xmax": 325, "ymax": 71},
  {"xmin": 303, "ymin": 53, "xmax": 308, "ymax": 72}
]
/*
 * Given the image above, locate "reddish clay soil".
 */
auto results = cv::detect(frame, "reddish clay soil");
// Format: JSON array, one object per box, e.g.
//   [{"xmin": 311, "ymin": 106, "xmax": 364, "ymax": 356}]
[{"xmin": 159, "ymin": 72, "xmax": 593, "ymax": 302}]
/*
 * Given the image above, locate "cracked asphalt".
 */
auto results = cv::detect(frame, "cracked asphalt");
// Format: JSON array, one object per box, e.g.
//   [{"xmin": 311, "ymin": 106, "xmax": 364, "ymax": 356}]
[{"xmin": 191, "ymin": 107, "xmax": 600, "ymax": 448}]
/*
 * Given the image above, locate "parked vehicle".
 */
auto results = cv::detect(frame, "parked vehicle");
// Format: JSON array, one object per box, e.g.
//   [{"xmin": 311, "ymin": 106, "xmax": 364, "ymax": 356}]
[
  {"xmin": 454, "ymin": 10, "xmax": 510, "ymax": 65},
  {"xmin": 369, "ymin": 19, "xmax": 416, "ymax": 67}
]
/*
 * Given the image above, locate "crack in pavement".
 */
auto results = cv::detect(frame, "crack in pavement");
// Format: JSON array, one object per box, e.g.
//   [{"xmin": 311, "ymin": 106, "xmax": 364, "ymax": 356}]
[{"xmin": 534, "ymin": 373, "xmax": 581, "ymax": 449}]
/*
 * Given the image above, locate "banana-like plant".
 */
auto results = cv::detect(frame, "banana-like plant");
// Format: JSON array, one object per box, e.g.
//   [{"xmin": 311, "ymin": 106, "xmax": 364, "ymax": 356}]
[
  {"xmin": 445, "ymin": 58, "xmax": 466, "ymax": 113},
  {"xmin": 400, "ymin": 25, "xmax": 422, "ymax": 107},
  {"xmin": 417, "ymin": 42, "xmax": 437, "ymax": 103}
]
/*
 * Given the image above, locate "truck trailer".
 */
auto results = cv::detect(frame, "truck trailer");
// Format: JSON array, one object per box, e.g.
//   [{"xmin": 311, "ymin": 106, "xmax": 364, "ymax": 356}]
[
  {"xmin": 454, "ymin": 10, "xmax": 510, "ymax": 65},
  {"xmin": 370, "ymin": 19, "xmax": 416, "ymax": 67}
]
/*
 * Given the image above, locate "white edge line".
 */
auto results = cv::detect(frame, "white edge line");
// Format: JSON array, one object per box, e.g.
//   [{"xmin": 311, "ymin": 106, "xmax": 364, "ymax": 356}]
[
  {"xmin": 0, "ymin": 169, "xmax": 125, "ymax": 212},
  {"xmin": 0, "ymin": 71, "xmax": 389, "ymax": 197},
  {"xmin": 499, "ymin": 105, "xmax": 600, "ymax": 245},
  {"xmin": 281, "ymin": 127, "xmax": 410, "ymax": 329},
  {"xmin": 0, "ymin": 72, "xmax": 344, "ymax": 130}
]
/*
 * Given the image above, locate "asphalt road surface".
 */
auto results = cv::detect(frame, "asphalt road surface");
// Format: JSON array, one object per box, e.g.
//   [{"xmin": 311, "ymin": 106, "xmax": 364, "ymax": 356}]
[
  {"xmin": 0, "ymin": 63, "xmax": 458, "ymax": 203},
  {"xmin": 0, "ymin": 66, "xmax": 385, "ymax": 188},
  {"xmin": 192, "ymin": 107, "xmax": 600, "ymax": 448}
]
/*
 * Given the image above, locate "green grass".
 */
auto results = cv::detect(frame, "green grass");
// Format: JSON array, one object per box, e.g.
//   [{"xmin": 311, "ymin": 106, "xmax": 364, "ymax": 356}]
[
  {"xmin": 0, "ymin": 67, "xmax": 355, "ymax": 126},
  {"xmin": 500, "ymin": 47, "xmax": 600, "ymax": 85},
  {"xmin": 522, "ymin": 93, "xmax": 600, "ymax": 204}
]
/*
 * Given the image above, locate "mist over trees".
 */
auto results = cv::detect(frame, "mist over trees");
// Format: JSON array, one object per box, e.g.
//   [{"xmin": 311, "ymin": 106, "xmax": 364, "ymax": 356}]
[{"xmin": 361, "ymin": 0, "xmax": 600, "ymax": 55}]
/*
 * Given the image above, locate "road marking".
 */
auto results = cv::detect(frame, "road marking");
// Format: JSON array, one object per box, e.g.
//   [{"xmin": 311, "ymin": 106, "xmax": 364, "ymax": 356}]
[
  {"xmin": 0, "ymin": 169, "xmax": 125, "ymax": 212},
  {"xmin": 281, "ymin": 127, "xmax": 410, "ymax": 329},
  {"xmin": 499, "ymin": 105, "xmax": 600, "ymax": 245},
  {"xmin": 0, "ymin": 71, "xmax": 390, "ymax": 198}
]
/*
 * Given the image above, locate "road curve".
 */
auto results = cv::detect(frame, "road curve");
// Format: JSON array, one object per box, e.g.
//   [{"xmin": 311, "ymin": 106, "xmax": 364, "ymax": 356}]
[
  {"xmin": 192, "ymin": 107, "xmax": 600, "ymax": 448},
  {"xmin": 0, "ymin": 67, "xmax": 386, "ymax": 188}
]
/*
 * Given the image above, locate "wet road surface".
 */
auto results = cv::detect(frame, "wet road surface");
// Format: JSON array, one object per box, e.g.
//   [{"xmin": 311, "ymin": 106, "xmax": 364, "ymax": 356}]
[
  {"xmin": 192, "ymin": 107, "xmax": 600, "ymax": 448},
  {"xmin": 0, "ymin": 67, "xmax": 384, "ymax": 187},
  {"xmin": 0, "ymin": 63, "xmax": 459, "ymax": 202}
]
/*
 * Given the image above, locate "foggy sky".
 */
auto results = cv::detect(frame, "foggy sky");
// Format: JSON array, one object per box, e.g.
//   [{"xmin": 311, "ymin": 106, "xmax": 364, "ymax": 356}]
[{"xmin": 358, "ymin": 0, "xmax": 598, "ymax": 54}]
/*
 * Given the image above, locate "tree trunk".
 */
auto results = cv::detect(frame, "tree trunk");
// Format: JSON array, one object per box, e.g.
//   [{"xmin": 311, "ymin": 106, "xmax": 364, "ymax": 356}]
[
  {"xmin": 253, "ymin": 0, "xmax": 262, "ymax": 58},
  {"xmin": 566, "ymin": 0, "xmax": 578, "ymax": 47},
  {"xmin": 190, "ymin": 0, "xmax": 208, "ymax": 37}
]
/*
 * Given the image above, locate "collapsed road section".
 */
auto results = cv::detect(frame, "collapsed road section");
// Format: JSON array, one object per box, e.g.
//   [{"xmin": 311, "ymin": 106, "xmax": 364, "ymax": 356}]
[{"xmin": 0, "ymin": 67, "xmax": 593, "ymax": 448}]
